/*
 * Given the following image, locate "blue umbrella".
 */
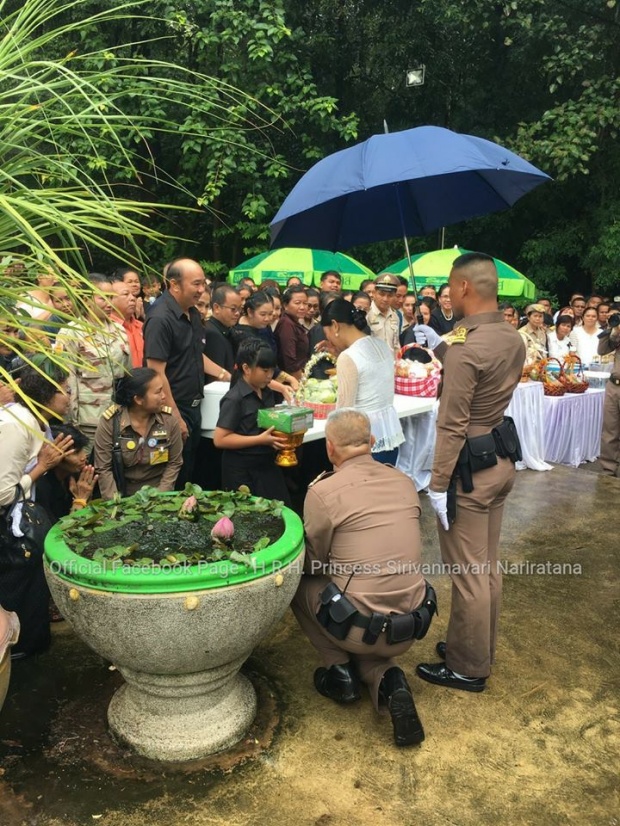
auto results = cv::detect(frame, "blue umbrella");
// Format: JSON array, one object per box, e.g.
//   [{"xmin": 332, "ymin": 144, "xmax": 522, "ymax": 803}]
[{"xmin": 270, "ymin": 125, "xmax": 551, "ymax": 251}]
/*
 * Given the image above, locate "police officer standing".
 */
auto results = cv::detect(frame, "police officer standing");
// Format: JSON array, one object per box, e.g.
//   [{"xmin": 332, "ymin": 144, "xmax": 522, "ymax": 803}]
[
  {"xmin": 292, "ymin": 409, "xmax": 437, "ymax": 747},
  {"xmin": 417, "ymin": 252, "xmax": 525, "ymax": 692},
  {"xmin": 597, "ymin": 307, "xmax": 620, "ymax": 476}
]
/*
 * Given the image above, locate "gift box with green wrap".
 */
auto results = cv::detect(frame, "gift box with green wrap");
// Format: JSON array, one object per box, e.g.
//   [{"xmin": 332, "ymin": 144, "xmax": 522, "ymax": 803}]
[{"xmin": 257, "ymin": 405, "xmax": 314, "ymax": 434}]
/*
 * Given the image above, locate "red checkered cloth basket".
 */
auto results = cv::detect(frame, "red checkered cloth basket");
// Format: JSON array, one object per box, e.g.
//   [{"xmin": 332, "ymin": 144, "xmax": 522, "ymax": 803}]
[
  {"xmin": 303, "ymin": 401, "xmax": 336, "ymax": 420},
  {"xmin": 394, "ymin": 344, "xmax": 442, "ymax": 398}
]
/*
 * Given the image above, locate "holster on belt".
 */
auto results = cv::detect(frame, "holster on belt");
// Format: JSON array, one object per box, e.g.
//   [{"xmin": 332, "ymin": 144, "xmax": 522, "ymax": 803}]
[
  {"xmin": 317, "ymin": 581, "xmax": 438, "ymax": 646},
  {"xmin": 492, "ymin": 416, "xmax": 522, "ymax": 463}
]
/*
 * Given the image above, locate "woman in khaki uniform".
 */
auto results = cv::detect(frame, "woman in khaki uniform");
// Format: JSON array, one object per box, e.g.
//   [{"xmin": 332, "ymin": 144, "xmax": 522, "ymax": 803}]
[{"xmin": 94, "ymin": 368, "xmax": 183, "ymax": 499}]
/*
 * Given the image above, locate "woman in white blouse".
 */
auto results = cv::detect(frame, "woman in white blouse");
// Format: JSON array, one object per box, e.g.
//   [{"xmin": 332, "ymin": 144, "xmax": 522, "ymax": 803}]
[
  {"xmin": 569, "ymin": 307, "xmax": 601, "ymax": 365},
  {"xmin": 321, "ymin": 298, "xmax": 404, "ymax": 464},
  {"xmin": 547, "ymin": 314, "xmax": 575, "ymax": 361}
]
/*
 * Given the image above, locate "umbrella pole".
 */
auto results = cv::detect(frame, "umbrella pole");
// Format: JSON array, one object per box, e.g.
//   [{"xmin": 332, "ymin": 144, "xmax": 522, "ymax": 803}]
[{"xmin": 394, "ymin": 185, "xmax": 418, "ymax": 304}]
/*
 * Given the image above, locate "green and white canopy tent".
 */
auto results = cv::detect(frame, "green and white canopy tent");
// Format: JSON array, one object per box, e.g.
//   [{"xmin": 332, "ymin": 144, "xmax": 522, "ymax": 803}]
[
  {"xmin": 229, "ymin": 248, "xmax": 374, "ymax": 290},
  {"xmin": 383, "ymin": 247, "xmax": 536, "ymax": 301}
]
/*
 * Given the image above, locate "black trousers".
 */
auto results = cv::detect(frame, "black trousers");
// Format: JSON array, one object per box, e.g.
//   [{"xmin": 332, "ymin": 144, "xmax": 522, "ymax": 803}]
[
  {"xmin": 176, "ymin": 403, "xmax": 203, "ymax": 489},
  {"xmin": 222, "ymin": 452, "xmax": 291, "ymax": 506},
  {"xmin": 0, "ymin": 561, "xmax": 50, "ymax": 656}
]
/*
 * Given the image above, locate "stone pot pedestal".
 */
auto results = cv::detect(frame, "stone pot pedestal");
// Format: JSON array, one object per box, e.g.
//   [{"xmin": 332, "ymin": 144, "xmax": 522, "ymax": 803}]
[{"xmin": 44, "ymin": 499, "xmax": 304, "ymax": 762}]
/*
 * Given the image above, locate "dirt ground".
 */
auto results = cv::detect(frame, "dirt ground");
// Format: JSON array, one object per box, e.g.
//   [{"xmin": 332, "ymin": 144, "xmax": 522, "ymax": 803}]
[{"xmin": 1, "ymin": 464, "xmax": 619, "ymax": 826}]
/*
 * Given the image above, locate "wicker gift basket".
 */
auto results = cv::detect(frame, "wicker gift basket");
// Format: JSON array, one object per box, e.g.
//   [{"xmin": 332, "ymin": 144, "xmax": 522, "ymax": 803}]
[
  {"xmin": 297, "ymin": 351, "xmax": 338, "ymax": 419},
  {"xmin": 560, "ymin": 353, "xmax": 589, "ymax": 393},
  {"xmin": 394, "ymin": 344, "xmax": 442, "ymax": 398},
  {"xmin": 539, "ymin": 357, "xmax": 566, "ymax": 396}
]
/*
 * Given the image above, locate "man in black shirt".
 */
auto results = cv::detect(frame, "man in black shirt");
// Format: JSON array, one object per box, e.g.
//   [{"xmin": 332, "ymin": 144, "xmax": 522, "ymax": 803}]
[
  {"xmin": 204, "ymin": 285, "xmax": 242, "ymax": 383},
  {"xmin": 144, "ymin": 258, "xmax": 230, "ymax": 487}
]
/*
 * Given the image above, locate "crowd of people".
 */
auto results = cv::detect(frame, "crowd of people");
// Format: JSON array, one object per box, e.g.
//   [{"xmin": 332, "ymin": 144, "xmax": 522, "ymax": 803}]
[{"xmin": 1, "ymin": 255, "xmax": 618, "ymax": 748}]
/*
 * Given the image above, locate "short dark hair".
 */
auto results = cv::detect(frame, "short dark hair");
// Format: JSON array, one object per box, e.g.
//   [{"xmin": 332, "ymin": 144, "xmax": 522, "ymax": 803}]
[
  {"xmin": 306, "ymin": 287, "xmax": 320, "ymax": 299},
  {"xmin": 18, "ymin": 361, "xmax": 68, "ymax": 406},
  {"xmin": 110, "ymin": 267, "xmax": 140, "ymax": 284},
  {"xmin": 114, "ymin": 367, "xmax": 158, "ymax": 407},
  {"xmin": 452, "ymin": 252, "xmax": 495, "ymax": 270},
  {"xmin": 320, "ymin": 270, "xmax": 341, "ymax": 283},
  {"xmin": 212, "ymin": 284, "xmax": 237, "ymax": 306},
  {"xmin": 50, "ymin": 423, "xmax": 89, "ymax": 452},
  {"xmin": 86, "ymin": 272, "xmax": 111, "ymax": 288},
  {"xmin": 282, "ymin": 285, "xmax": 307, "ymax": 305},
  {"xmin": 397, "ymin": 276, "xmax": 408, "ymax": 287},
  {"xmin": 232, "ymin": 338, "xmax": 277, "ymax": 385},
  {"xmin": 437, "ymin": 283, "xmax": 450, "ymax": 298}
]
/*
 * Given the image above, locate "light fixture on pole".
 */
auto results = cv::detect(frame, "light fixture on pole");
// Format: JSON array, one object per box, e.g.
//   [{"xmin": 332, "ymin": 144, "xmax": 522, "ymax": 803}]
[{"xmin": 406, "ymin": 66, "xmax": 425, "ymax": 87}]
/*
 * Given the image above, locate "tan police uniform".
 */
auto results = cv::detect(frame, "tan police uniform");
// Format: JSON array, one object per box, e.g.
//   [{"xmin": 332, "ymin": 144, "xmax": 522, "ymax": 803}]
[
  {"xmin": 93, "ymin": 404, "xmax": 184, "ymax": 499},
  {"xmin": 597, "ymin": 325, "xmax": 620, "ymax": 476},
  {"xmin": 292, "ymin": 454, "xmax": 428, "ymax": 710},
  {"xmin": 431, "ymin": 313, "xmax": 525, "ymax": 678},
  {"xmin": 366, "ymin": 301, "xmax": 400, "ymax": 354}
]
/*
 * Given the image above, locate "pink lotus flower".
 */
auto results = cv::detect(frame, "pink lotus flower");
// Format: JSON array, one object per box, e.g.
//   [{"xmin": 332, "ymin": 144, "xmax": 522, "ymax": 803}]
[
  {"xmin": 211, "ymin": 516, "xmax": 234, "ymax": 542},
  {"xmin": 178, "ymin": 495, "xmax": 198, "ymax": 518}
]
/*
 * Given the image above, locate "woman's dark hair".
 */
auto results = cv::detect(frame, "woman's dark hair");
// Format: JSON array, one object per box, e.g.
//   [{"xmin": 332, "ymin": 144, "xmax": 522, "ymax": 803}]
[
  {"xmin": 110, "ymin": 266, "xmax": 141, "ymax": 284},
  {"xmin": 556, "ymin": 314, "xmax": 575, "ymax": 329},
  {"xmin": 260, "ymin": 279, "xmax": 281, "ymax": 292},
  {"xmin": 50, "ymin": 423, "xmax": 89, "ymax": 453},
  {"xmin": 305, "ymin": 287, "xmax": 320, "ymax": 300},
  {"xmin": 321, "ymin": 297, "xmax": 367, "ymax": 332},
  {"xmin": 437, "ymin": 283, "xmax": 450, "ymax": 298},
  {"xmin": 352, "ymin": 291, "xmax": 371, "ymax": 304},
  {"xmin": 419, "ymin": 296, "xmax": 437, "ymax": 312},
  {"xmin": 341, "ymin": 290, "xmax": 354, "ymax": 301},
  {"xmin": 282, "ymin": 285, "xmax": 306, "ymax": 305},
  {"xmin": 114, "ymin": 367, "xmax": 158, "ymax": 407},
  {"xmin": 232, "ymin": 338, "xmax": 277, "ymax": 385},
  {"xmin": 18, "ymin": 360, "xmax": 68, "ymax": 406},
  {"xmin": 243, "ymin": 290, "xmax": 273, "ymax": 316},
  {"xmin": 262, "ymin": 285, "xmax": 281, "ymax": 301},
  {"xmin": 360, "ymin": 279, "xmax": 375, "ymax": 291}
]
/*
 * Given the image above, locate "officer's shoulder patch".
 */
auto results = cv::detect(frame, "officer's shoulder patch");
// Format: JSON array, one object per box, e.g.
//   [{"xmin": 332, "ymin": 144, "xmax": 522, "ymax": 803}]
[
  {"xmin": 445, "ymin": 325, "xmax": 468, "ymax": 345},
  {"xmin": 102, "ymin": 403, "xmax": 120, "ymax": 420},
  {"xmin": 161, "ymin": 405, "xmax": 173, "ymax": 414},
  {"xmin": 308, "ymin": 470, "xmax": 335, "ymax": 488}
]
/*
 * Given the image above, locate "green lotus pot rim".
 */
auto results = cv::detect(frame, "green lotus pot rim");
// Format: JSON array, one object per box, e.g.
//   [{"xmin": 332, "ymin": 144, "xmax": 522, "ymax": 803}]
[{"xmin": 44, "ymin": 493, "xmax": 305, "ymax": 594}]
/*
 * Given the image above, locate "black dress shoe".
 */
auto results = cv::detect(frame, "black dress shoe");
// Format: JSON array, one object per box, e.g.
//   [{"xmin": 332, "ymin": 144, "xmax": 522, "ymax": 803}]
[
  {"xmin": 436, "ymin": 641, "xmax": 446, "ymax": 660},
  {"xmin": 314, "ymin": 663, "xmax": 361, "ymax": 704},
  {"xmin": 379, "ymin": 667, "xmax": 425, "ymax": 746},
  {"xmin": 415, "ymin": 662, "xmax": 486, "ymax": 693}
]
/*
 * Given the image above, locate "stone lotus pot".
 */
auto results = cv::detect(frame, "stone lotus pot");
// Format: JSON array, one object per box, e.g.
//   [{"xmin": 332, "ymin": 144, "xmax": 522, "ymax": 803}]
[{"xmin": 44, "ymin": 496, "xmax": 304, "ymax": 762}]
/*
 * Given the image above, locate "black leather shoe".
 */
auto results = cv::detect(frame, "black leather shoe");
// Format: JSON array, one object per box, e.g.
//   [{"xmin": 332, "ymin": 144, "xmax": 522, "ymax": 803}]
[
  {"xmin": 436, "ymin": 641, "xmax": 446, "ymax": 660},
  {"xmin": 314, "ymin": 663, "xmax": 361, "ymax": 704},
  {"xmin": 415, "ymin": 662, "xmax": 486, "ymax": 693},
  {"xmin": 380, "ymin": 667, "xmax": 425, "ymax": 746}
]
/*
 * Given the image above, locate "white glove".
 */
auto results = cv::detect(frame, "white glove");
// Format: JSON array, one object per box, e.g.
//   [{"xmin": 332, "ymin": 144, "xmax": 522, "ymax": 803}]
[
  {"xmin": 427, "ymin": 489, "xmax": 449, "ymax": 531},
  {"xmin": 413, "ymin": 324, "xmax": 443, "ymax": 351}
]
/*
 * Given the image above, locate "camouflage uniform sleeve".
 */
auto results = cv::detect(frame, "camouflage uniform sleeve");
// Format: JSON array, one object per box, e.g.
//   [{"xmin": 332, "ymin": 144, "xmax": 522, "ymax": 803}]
[
  {"xmin": 156, "ymin": 415, "xmax": 184, "ymax": 492},
  {"xmin": 93, "ymin": 415, "xmax": 118, "ymax": 500}
]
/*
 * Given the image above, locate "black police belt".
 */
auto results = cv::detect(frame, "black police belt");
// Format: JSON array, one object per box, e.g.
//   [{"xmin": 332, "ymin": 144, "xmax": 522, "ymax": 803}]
[
  {"xmin": 455, "ymin": 416, "xmax": 522, "ymax": 494},
  {"xmin": 317, "ymin": 580, "xmax": 437, "ymax": 645}
]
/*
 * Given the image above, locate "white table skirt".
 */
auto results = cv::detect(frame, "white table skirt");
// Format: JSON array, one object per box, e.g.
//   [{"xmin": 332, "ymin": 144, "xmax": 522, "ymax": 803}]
[
  {"xmin": 506, "ymin": 382, "xmax": 553, "ymax": 472},
  {"xmin": 543, "ymin": 388, "xmax": 605, "ymax": 467},
  {"xmin": 396, "ymin": 402, "xmax": 439, "ymax": 491}
]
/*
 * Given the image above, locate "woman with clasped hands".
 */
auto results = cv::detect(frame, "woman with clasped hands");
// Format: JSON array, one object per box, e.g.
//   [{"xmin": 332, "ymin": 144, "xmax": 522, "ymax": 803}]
[
  {"xmin": 321, "ymin": 298, "xmax": 404, "ymax": 465},
  {"xmin": 0, "ymin": 360, "xmax": 75, "ymax": 659}
]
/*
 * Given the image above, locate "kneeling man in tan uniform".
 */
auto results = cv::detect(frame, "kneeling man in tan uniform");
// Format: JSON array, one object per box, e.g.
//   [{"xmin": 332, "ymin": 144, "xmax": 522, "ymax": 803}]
[{"xmin": 292, "ymin": 409, "xmax": 436, "ymax": 747}]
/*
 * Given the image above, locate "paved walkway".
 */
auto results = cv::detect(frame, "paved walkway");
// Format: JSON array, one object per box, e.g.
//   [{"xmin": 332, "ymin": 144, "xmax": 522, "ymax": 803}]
[{"xmin": 1, "ymin": 466, "xmax": 618, "ymax": 826}]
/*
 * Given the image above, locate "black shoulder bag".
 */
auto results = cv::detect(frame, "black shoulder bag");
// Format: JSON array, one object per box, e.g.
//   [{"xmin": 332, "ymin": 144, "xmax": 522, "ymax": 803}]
[{"xmin": 0, "ymin": 484, "xmax": 52, "ymax": 570}]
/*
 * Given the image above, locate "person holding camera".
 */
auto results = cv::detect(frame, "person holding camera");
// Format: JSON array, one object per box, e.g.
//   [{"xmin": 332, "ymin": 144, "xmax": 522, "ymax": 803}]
[
  {"xmin": 291, "ymin": 409, "xmax": 437, "ymax": 748},
  {"xmin": 597, "ymin": 308, "xmax": 620, "ymax": 476}
]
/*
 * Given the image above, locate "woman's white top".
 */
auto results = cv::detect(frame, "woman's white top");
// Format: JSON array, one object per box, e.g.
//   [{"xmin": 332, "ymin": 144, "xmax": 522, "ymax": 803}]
[
  {"xmin": 0, "ymin": 404, "xmax": 45, "ymax": 506},
  {"xmin": 547, "ymin": 331, "xmax": 574, "ymax": 361},
  {"xmin": 569, "ymin": 325, "xmax": 601, "ymax": 365},
  {"xmin": 336, "ymin": 335, "xmax": 404, "ymax": 452}
]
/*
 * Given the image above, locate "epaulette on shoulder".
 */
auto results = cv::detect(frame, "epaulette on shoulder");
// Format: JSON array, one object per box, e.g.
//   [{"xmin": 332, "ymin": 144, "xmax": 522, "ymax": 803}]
[
  {"xmin": 444, "ymin": 325, "xmax": 468, "ymax": 345},
  {"xmin": 102, "ymin": 403, "xmax": 120, "ymax": 420},
  {"xmin": 161, "ymin": 405, "xmax": 173, "ymax": 414},
  {"xmin": 308, "ymin": 470, "xmax": 335, "ymax": 488}
]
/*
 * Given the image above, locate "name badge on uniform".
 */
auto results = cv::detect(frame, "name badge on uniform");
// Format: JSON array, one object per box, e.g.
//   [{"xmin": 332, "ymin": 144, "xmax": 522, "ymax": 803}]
[{"xmin": 149, "ymin": 447, "xmax": 169, "ymax": 465}]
